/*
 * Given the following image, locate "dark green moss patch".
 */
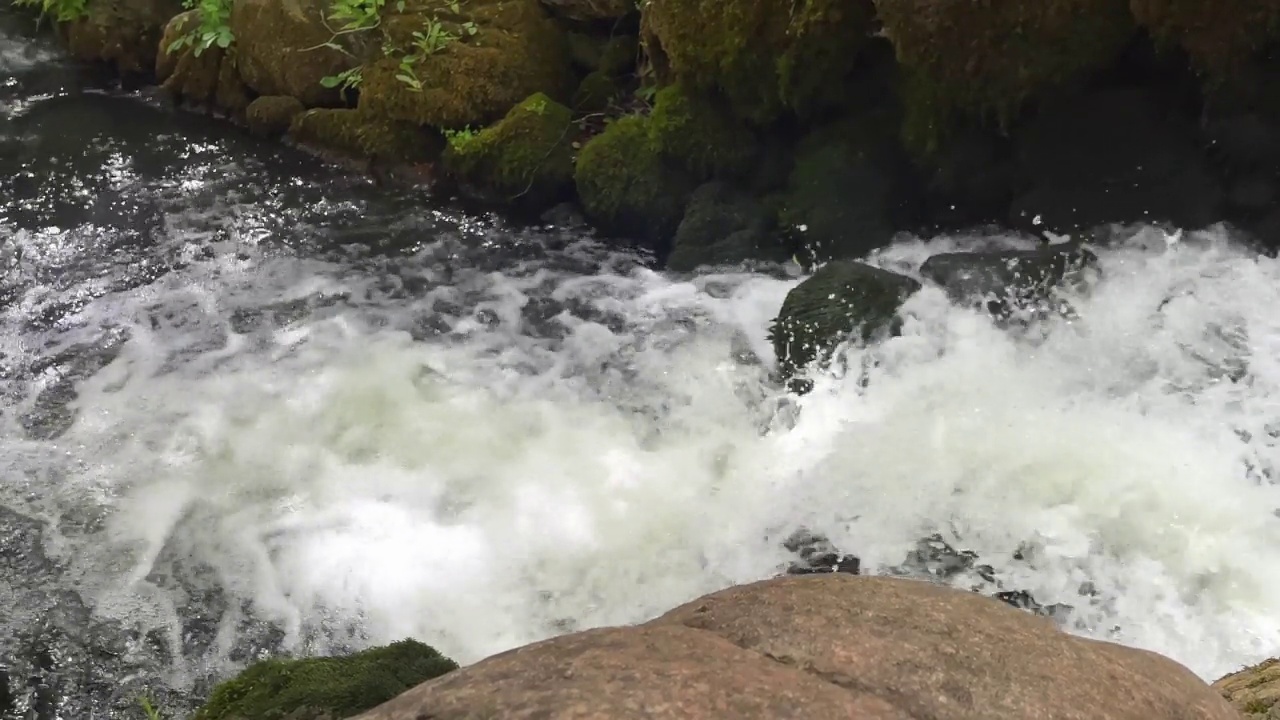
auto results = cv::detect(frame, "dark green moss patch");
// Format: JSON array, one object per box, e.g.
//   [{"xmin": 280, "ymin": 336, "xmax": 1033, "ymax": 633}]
[
  {"xmin": 290, "ymin": 108, "xmax": 443, "ymax": 162},
  {"xmin": 442, "ymin": 92, "xmax": 576, "ymax": 209},
  {"xmin": 194, "ymin": 639, "xmax": 458, "ymax": 720},
  {"xmin": 649, "ymin": 84, "xmax": 757, "ymax": 180}
]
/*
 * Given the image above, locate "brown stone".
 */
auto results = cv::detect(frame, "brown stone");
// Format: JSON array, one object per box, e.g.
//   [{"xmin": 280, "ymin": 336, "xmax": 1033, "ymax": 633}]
[
  {"xmin": 349, "ymin": 624, "xmax": 911, "ymax": 720},
  {"xmin": 1214, "ymin": 657, "xmax": 1280, "ymax": 716},
  {"xmin": 351, "ymin": 575, "xmax": 1240, "ymax": 720}
]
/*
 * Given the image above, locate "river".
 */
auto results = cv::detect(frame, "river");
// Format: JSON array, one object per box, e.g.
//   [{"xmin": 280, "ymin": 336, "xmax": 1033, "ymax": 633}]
[{"xmin": 5, "ymin": 9, "xmax": 1280, "ymax": 720}]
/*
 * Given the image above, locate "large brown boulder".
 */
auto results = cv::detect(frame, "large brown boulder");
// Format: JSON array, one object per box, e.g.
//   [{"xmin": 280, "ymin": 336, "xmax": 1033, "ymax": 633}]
[{"xmin": 351, "ymin": 575, "xmax": 1238, "ymax": 720}]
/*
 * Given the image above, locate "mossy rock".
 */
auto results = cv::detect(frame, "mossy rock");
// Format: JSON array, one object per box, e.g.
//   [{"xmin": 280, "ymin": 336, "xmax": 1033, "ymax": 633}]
[
  {"xmin": 359, "ymin": 0, "xmax": 575, "ymax": 130},
  {"xmin": 572, "ymin": 70, "xmax": 624, "ymax": 113},
  {"xmin": 667, "ymin": 181, "xmax": 788, "ymax": 271},
  {"xmin": 156, "ymin": 11, "xmax": 222, "ymax": 103},
  {"xmin": 1213, "ymin": 657, "xmax": 1280, "ymax": 718},
  {"xmin": 778, "ymin": 115, "xmax": 912, "ymax": 265},
  {"xmin": 769, "ymin": 260, "xmax": 920, "ymax": 381},
  {"xmin": 1131, "ymin": 0, "xmax": 1280, "ymax": 74},
  {"xmin": 441, "ymin": 92, "xmax": 575, "ymax": 209},
  {"xmin": 230, "ymin": 0, "xmax": 369, "ymax": 108},
  {"xmin": 875, "ymin": 0, "xmax": 1135, "ymax": 155},
  {"xmin": 193, "ymin": 639, "xmax": 458, "ymax": 720},
  {"xmin": 573, "ymin": 114, "xmax": 693, "ymax": 241},
  {"xmin": 649, "ymin": 84, "xmax": 758, "ymax": 180},
  {"xmin": 64, "ymin": 0, "xmax": 183, "ymax": 75},
  {"xmin": 290, "ymin": 107, "xmax": 443, "ymax": 162},
  {"xmin": 641, "ymin": 0, "xmax": 875, "ymax": 124},
  {"xmin": 598, "ymin": 33, "xmax": 638, "ymax": 75},
  {"xmin": 247, "ymin": 95, "xmax": 307, "ymax": 137}
]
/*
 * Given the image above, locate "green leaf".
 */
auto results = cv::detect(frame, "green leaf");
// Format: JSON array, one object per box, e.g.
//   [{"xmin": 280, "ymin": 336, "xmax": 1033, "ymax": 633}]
[{"xmin": 320, "ymin": 75, "xmax": 342, "ymax": 88}]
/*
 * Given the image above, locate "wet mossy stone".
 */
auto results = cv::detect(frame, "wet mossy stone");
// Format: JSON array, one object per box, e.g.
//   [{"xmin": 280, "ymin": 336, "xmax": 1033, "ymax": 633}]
[
  {"xmin": 919, "ymin": 242, "xmax": 1098, "ymax": 316},
  {"xmin": 247, "ymin": 96, "xmax": 307, "ymax": 138},
  {"xmin": 770, "ymin": 260, "xmax": 921, "ymax": 381},
  {"xmin": 649, "ymin": 84, "xmax": 758, "ymax": 181},
  {"xmin": 667, "ymin": 181, "xmax": 788, "ymax": 272},
  {"xmin": 641, "ymin": 0, "xmax": 875, "ymax": 124},
  {"xmin": 875, "ymin": 0, "xmax": 1134, "ymax": 155},
  {"xmin": 230, "ymin": 0, "xmax": 369, "ymax": 108},
  {"xmin": 64, "ymin": 0, "xmax": 183, "ymax": 75},
  {"xmin": 359, "ymin": 0, "xmax": 575, "ymax": 130},
  {"xmin": 572, "ymin": 71, "xmax": 623, "ymax": 113},
  {"xmin": 573, "ymin": 114, "xmax": 693, "ymax": 241},
  {"xmin": 193, "ymin": 639, "xmax": 458, "ymax": 720},
  {"xmin": 441, "ymin": 93, "xmax": 575, "ymax": 210},
  {"xmin": 290, "ymin": 108, "xmax": 443, "ymax": 162},
  {"xmin": 778, "ymin": 116, "xmax": 913, "ymax": 266},
  {"xmin": 156, "ymin": 11, "xmax": 222, "ymax": 103}
]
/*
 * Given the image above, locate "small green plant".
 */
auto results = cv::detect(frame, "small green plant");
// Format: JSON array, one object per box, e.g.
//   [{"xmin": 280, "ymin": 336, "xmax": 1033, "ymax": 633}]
[
  {"xmin": 166, "ymin": 0, "xmax": 234, "ymax": 56},
  {"xmin": 138, "ymin": 695, "xmax": 163, "ymax": 720},
  {"xmin": 442, "ymin": 125, "xmax": 478, "ymax": 149},
  {"xmin": 11, "ymin": 0, "xmax": 89, "ymax": 23},
  {"xmin": 391, "ymin": 14, "xmax": 477, "ymax": 90}
]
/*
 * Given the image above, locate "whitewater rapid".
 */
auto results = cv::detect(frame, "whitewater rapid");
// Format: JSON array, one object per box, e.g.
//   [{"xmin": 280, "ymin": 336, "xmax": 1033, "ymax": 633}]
[{"xmin": 6, "ymin": 210, "xmax": 1280, "ymax": 694}]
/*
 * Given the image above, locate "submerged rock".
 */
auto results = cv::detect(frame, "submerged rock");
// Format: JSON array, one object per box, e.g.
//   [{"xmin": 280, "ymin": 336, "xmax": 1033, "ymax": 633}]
[
  {"xmin": 350, "ymin": 575, "xmax": 1239, "ymax": 720},
  {"xmin": 918, "ymin": 242, "xmax": 1098, "ymax": 314},
  {"xmin": 441, "ymin": 92, "xmax": 576, "ymax": 210},
  {"xmin": 769, "ymin": 260, "xmax": 920, "ymax": 381},
  {"xmin": 193, "ymin": 639, "xmax": 458, "ymax": 720},
  {"xmin": 1214, "ymin": 657, "xmax": 1280, "ymax": 717}
]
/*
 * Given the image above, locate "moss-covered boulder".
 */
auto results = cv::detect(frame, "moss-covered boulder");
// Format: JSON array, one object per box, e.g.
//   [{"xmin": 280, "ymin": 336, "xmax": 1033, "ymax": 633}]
[
  {"xmin": 441, "ymin": 92, "xmax": 575, "ymax": 209},
  {"xmin": 769, "ymin": 260, "xmax": 920, "ymax": 381},
  {"xmin": 1213, "ymin": 657, "xmax": 1280, "ymax": 717},
  {"xmin": 229, "ymin": 0, "xmax": 368, "ymax": 108},
  {"xmin": 666, "ymin": 181, "xmax": 788, "ymax": 271},
  {"xmin": 1131, "ymin": 0, "xmax": 1280, "ymax": 74},
  {"xmin": 875, "ymin": 0, "xmax": 1135, "ymax": 154},
  {"xmin": 64, "ymin": 0, "xmax": 183, "ymax": 75},
  {"xmin": 777, "ymin": 115, "xmax": 913, "ymax": 266},
  {"xmin": 573, "ymin": 114, "xmax": 693, "ymax": 241},
  {"xmin": 247, "ymin": 95, "xmax": 307, "ymax": 137},
  {"xmin": 193, "ymin": 639, "xmax": 457, "ymax": 720},
  {"xmin": 649, "ymin": 84, "xmax": 758, "ymax": 180},
  {"xmin": 641, "ymin": 0, "xmax": 875, "ymax": 123},
  {"xmin": 290, "ymin": 107, "xmax": 443, "ymax": 162},
  {"xmin": 359, "ymin": 0, "xmax": 574, "ymax": 130},
  {"xmin": 571, "ymin": 70, "xmax": 623, "ymax": 113},
  {"xmin": 155, "ymin": 12, "xmax": 251, "ymax": 113}
]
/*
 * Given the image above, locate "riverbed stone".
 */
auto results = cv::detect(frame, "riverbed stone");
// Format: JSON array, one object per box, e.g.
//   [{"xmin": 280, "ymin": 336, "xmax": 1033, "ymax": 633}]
[
  {"xmin": 768, "ymin": 260, "xmax": 920, "ymax": 381},
  {"xmin": 349, "ymin": 575, "xmax": 1237, "ymax": 720},
  {"xmin": 919, "ymin": 242, "xmax": 1098, "ymax": 311}
]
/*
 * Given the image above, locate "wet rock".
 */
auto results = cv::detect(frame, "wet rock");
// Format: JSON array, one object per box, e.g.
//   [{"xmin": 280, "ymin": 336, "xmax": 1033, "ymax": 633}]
[
  {"xmin": 768, "ymin": 260, "xmax": 920, "ymax": 382},
  {"xmin": 666, "ymin": 181, "xmax": 786, "ymax": 272},
  {"xmin": 192, "ymin": 639, "xmax": 457, "ymax": 720},
  {"xmin": 919, "ymin": 241, "xmax": 1098, "ymax": 315},
  {"xmin": 230, "ymin": 0, "xmax": 368, "ymax": 108},
  {"xmin": 353, "ymin": 575, "xmax": 1238, "ymax": 720},
  {"xmin": 64, "ymin": 0, "xmax": 183, "ymax": 75},
  {"xmin": 246, "ymin": 95, "xmax": 307, "ymax": 138},
  {"xmin": 290, "ymin": 108, "xmax": 442, "ymax": 164},
  {"xmin": 781, "ymin": 529, "xmax": 861, "ymax": 576},
  {"xmin": 1009, "ymin": 87, "xmax": 1223, "ymax": 235},
  {"xmin": 155, "ymin": 12, "xmax": 250, "ymax": 113},
  {"xmin": 1214, "ymin": 657, "xmax": 1280, "ymax": 717},
  {"xmin": 778, "ymin": 115, "xmax": 915, "ymax": 265}
]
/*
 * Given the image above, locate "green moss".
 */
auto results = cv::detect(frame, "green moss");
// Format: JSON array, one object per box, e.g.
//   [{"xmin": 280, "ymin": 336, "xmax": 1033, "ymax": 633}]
[
  {"xmin": 359, "ymin": 0, "xmax": 574, "ymax": 130},
  {"xmin": 442, "ymin": 92, "xmax": 575, "ymax": 208},
  {"xmin": 1131, "ymin": 0, "xmax": 1280, "ymax": 74},
  {"xmin": 649, "ymin": 84, "xmax": 757, "ymax": 180},
  {"xmin": 769, "ymin": 260, "xmax": 920, "ymax": 383},
  {"xmin": 229, "ymin": 0, "xmax": 368, "ymax": 108},
  {"xmin": 876, "ymin": 0, "xmax": 1134, "ymax": 155},
  {"xmin": 641, "ymin": 0, "xmax": 874, "ymax": 123},
  {"xmin": 290, "ymin": 107, "xmax": 443, "ymax": 161},
  {"xmin": 573, "ymin": 114, "xmax": 692, "ymax": 239},
  {"xmin": 572, "ymin": 71, "xmax": 623, "ymax": 113},
  {"xmin": 194, "ymin": 639, "xmax": 458, "ymax": 720},
  {"xmin": 247, "ymin": 95, "xmax": 307, "ymax": 137},
  {"xmin": 667, "ymin": 181, "xmax": 788, "ymax": 271}
]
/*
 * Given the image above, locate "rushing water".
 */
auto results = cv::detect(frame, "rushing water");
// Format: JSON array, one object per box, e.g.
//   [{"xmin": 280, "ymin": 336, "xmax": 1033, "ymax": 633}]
[{"xmin": 6, "ymin": 11, "xmax": 1280, "ymax": 720}]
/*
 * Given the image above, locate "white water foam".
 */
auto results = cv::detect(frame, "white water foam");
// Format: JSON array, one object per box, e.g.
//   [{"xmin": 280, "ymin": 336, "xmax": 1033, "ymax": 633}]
[{"xmin": 8, "ymin": 223, "xmax": 1280, "ymax": 686}]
